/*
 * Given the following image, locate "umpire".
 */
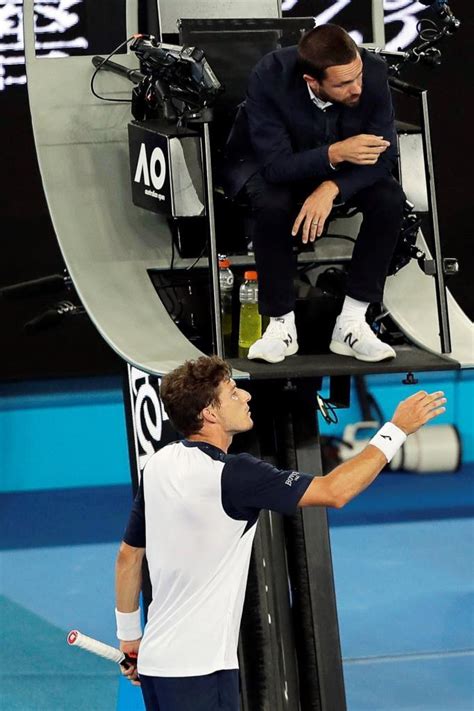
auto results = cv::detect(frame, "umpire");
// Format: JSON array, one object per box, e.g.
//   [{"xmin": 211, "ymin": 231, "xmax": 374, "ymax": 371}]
[{"xmin": 224, "ymin": 24, "xmax": 406, "ymax": 364}]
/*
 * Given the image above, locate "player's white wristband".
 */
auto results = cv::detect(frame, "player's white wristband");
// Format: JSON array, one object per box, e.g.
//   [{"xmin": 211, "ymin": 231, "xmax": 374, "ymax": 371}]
[
  {"xmin": 369, "ymin": 422, "xmax": 407, "ymax": 463},
  {"xmin": 115, "ymin": 608, "xmax": 142, "ymax": 641}
]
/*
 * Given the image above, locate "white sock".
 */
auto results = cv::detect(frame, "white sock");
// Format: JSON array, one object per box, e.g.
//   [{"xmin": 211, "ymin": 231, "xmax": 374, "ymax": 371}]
[
  {"xmin": 339, "ymin": 296, "xmax": 369, "ymax": 323},
  {"xmin": 270, "ymin": 311, "xmax": 295, "ymax": 324}
]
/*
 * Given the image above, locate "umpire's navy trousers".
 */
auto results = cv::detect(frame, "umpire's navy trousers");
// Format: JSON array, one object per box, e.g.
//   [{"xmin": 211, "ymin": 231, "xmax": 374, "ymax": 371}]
[{"xmin": 244, "ymin": 172, "xmax": 406, "ymax": 316}]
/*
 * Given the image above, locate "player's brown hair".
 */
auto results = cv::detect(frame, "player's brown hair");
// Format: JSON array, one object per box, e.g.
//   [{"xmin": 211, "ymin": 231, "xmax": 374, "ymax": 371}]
[
  {"xmin": 160, "ymin": 356, "xmax": 232, "ymax": 436},
  {"xmin": 298, "ymin": 24, "xmax": 359, "ymax": 81}
]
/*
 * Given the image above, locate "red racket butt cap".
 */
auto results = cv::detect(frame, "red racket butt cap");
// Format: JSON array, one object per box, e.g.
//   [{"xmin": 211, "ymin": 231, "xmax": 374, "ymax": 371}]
[{"xmin": 67, "ymin": 630, "xmax": 79, "ymax": 645}]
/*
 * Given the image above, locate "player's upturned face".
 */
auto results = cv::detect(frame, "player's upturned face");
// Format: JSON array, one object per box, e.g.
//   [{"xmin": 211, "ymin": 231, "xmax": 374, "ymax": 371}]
[
  {"xmin": 216, "ymin": 378, "xmax": 253, "ymax": 435},
  {"xmin": 307, "ymin": 54, "xmax": 363, "ymax": 107}
]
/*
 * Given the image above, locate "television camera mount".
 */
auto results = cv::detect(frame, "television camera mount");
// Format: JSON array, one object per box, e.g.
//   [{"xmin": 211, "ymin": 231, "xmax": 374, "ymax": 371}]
[
  {"xmin": 92, "ymin": 34, "xmax": 223, "ymax": 125},
  {"xmin": 92, "ymin": 35, "xmax": 225, "ymax": 355},
  {"xmin": 368, "ymin": 0, "xmax": 460, "ymax": 76}
]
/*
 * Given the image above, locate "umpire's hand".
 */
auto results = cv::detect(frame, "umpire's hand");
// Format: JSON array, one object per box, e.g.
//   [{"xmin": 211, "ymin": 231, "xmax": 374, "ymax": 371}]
[{"xmin": 329, "ymin": 134, "xmax": 390, "ymax": 166}]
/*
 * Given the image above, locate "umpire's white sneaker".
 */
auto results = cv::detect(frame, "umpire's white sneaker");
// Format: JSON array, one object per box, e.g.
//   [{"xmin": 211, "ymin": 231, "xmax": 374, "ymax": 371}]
[
  {"xmin": 329, "ymin": 317, "xmax": 396, "ymax": 362},
  {"xmin": 248, "ymin": 316, "xmax": 298, "ymax": 363}
]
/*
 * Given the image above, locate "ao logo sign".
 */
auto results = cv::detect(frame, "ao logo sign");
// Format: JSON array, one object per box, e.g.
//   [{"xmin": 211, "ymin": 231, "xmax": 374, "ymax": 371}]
[{"xmin": 134, "ymin": 143, "xmax": 166, "ymax": 190}]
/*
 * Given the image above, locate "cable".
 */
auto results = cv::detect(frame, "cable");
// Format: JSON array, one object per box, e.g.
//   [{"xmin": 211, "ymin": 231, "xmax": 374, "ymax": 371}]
[
  {"xmin": 417, "ymin": 18, "xmax": 439, "ymax": 41},
  {"xmin": 170, "ymin": 227, "xmax": 176, "ymax": 271},
  {"xmin": 316, "ymin": 393, "xmax": 339, "ymax": 425},
  {"xmin": 90, "ymin": 36, "xmax": 137, "ymax": 103},
  {"xmin": 168, "ymin": 222, "xmax": 207, "ymax": 272},
  {"xmin": 185, "ymin": 242, "xmax": 208, "ymax": 271}
]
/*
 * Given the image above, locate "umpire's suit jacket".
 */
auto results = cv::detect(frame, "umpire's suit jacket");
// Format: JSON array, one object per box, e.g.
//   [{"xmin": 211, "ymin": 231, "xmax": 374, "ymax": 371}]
[{"xmin": 223, "ymin": 46, "xmax": 398, "ymax": 203}]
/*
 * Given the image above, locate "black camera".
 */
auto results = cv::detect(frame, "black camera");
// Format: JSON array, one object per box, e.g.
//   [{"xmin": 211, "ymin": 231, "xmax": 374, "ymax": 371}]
[{"xmin": 130, "ymin": 35, "xmax": 223, "ymax": 122}]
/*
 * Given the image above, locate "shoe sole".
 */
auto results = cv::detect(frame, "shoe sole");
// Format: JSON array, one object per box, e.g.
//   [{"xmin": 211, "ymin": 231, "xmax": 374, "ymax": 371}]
[
  {"xmin": 248, "ymin": 343, "xmax": 299, "ymax": 364},
  {"xmin": 329, "ymin": 340, "xmax": 396, "ymax": 363}
]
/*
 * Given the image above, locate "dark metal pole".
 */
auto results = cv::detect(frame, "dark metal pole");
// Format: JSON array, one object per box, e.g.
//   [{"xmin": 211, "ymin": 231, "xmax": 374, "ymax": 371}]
[
  {"xmin": 389, "ymin": 77, "xmax": 452, "ymax": 353},
  {"xmin": 236, "ymin": 386, "xmax": 302, "ymax": 710},
  {"xmin": 281, "ymin": 380, "xmax": 347, "ymax": 711},
  {"xmin": 202, "ymin": 121, "xmax": 224, "ymax": 356},
  {"xmin": 419, "ymin": 90, "xmax": 452, "ymax": 353},
  {"xmin": 240, "ymin": 511, "xmax": 301, "ymax": 711}
]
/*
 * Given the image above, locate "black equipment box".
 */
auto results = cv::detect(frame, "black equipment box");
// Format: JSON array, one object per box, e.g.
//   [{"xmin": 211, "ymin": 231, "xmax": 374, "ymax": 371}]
[{"xmin": 128, "ymin": 120, "xmax": 205, "ymax": 218}]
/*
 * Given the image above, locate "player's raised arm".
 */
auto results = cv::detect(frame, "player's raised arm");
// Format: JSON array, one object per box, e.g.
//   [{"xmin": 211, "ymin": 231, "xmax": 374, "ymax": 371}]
[{"xmin": 298, "ymin": 390, "xmax": 447, "ymax": 509}]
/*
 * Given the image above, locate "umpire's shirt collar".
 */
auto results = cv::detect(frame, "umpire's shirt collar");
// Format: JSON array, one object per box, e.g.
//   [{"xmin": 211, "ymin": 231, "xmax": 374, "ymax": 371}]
[{"xmin": 307, "ymin": 84, "xmax": 333, "ymax": 112}]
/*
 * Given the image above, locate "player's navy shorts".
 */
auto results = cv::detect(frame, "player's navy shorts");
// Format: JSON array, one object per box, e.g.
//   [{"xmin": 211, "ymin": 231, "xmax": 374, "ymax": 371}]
[{"xmin": 139, "ymin": 669, "xmax": 239, "ymax": 711}]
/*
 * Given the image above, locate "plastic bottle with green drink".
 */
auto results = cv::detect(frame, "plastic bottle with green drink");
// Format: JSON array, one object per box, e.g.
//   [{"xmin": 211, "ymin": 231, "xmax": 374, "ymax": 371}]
[{"xmin": 238, "ymin": 271, "xmax": 261, "ymax": 357}]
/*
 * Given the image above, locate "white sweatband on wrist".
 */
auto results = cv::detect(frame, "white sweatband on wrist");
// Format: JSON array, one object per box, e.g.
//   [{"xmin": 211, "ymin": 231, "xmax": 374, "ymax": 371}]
[
  {"xmin": 369, "ymin": 422, "xmax": 407, "ymax": 463},
  {"xmin": 115, "ymin": 608, "xmax": 142, "ymax": 641}
]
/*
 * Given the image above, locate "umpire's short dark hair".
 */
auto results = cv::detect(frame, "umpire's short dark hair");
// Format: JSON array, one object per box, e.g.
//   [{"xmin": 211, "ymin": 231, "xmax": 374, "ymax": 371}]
[
  {"xmin": 160, "ymin": 356, "xmax": 232, "ymax": 437},
  {"xmin": 298, "ymin": 24, "xmax": 359, "ymax": 81}
]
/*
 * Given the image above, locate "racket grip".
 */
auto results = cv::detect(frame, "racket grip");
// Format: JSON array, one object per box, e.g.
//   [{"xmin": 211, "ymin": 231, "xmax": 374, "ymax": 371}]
[
  {"xmin": 67, "ymin": 629, "xmax": 133, "ymax": 665},
  {"xmin": 121, "ymin": 652, "xmax": 138, "ymax": 669}
]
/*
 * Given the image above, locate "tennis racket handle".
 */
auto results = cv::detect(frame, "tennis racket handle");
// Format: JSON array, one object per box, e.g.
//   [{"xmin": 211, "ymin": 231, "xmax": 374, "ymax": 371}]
[
  {"xmin": 121, "ymin": 652, "xmax": 138, "ymax": 669},
  {"xmin": 67, "ymin": 629, "xmax": 137, "ymax": 669}
]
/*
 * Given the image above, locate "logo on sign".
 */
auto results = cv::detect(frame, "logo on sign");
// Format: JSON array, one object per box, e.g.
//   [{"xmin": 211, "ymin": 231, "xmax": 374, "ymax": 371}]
[
  {"xmin": 129, "ymin": 366, "xmax": 169, "ymax": 474},
  {"xmin": 134, "ymin": 143, "xmax": 166, "ymax": 199}
]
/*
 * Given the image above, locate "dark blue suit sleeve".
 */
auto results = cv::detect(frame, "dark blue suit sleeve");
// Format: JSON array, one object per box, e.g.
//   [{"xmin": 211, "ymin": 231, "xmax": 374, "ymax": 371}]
[
  {"xmin": 221, "ymin": 453, "xmax": 313, "ymax": 519},
  {"xmin": 246, "ymin": 68, "xmax": 335, "ymax": 185},
  {"xmin": 332, "ymin": 62, "xmax": 398, "ymax": 203},
  {"xmin": 123, "ymin": 478, "xmax": 146, "ymax": 548}
]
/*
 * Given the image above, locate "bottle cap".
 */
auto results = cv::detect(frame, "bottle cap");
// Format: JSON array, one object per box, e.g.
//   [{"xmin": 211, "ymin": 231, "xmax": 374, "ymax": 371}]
[
  {"xmin": 219, "ymin": 257, "xmax": 230, "ymax": 268},
  {"xmin": 244, "ymin": 271, "xmax": 258, "ymax": 280}
]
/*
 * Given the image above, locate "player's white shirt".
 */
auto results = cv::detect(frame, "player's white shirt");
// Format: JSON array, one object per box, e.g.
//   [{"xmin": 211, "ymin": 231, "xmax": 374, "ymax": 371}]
[{"xmin": 123, "ymin": 440, "xmax": 312, "ymax": 677}]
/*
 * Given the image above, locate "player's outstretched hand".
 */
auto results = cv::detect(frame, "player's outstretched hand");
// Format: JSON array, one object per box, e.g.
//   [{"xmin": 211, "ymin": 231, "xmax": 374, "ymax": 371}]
[
  {"xmin": 391, "ymin": 391, "xmax": 447, "ymax": 435},
  {"xmin": 120, "ymin": 639, "xmax": 141, "ymax": 686}
]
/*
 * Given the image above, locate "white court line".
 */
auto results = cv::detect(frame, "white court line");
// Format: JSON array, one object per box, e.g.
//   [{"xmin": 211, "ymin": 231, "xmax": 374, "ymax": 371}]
[{"xmin": 345, "ymin": 649, "xmax": 474, "ymax": 665}]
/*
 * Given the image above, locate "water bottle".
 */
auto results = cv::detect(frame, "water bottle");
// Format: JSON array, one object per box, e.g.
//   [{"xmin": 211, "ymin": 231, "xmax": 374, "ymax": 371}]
[
  {"xmin": 238, "ymin": 271, "xmax": 261, "ymax": 356},
  {"xmin": 219, "ymin": 256, "xmax": 234, "ymax": 352}
]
